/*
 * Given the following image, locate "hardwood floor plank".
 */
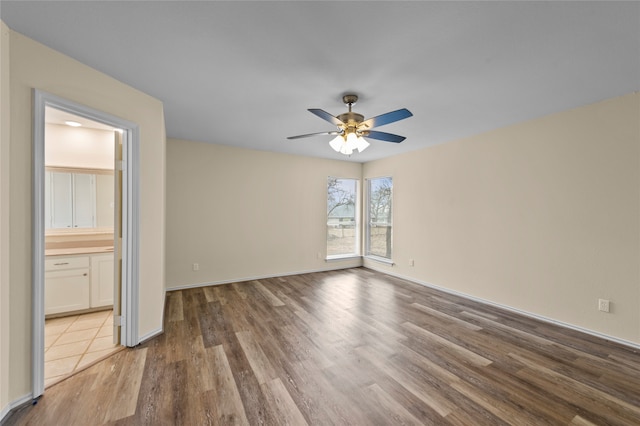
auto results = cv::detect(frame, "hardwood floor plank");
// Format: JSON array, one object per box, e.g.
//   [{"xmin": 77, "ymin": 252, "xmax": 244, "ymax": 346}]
[
  {"xmin": 364, "ymin": 383, "xmax": 424, "ymax": 426},
  {"xmin": 165, "ymin": 290, "xmax": 184, "ymax": 322},
  {"xmin": 236, "ymin": 330, "xmax": 278, "ymax": 385},
  {"xmin": 571, "ymin": 414, "xmax": 599, "ymax": 425},
  {"xmin": 511, "ymin": 351, "xmax": 640, "ymax": 424},
  {"xmin": 102, "ymin": 348, "xmax": 148, "ymax": 422},
  {"xmin": 354, "ymin": 345, "xmax": 455, "ymax": 417},
  {"xmin": 252, "ymin": 280, "xmax": 285, "ymax": 307},
  {"xmin": 6, "ymin": 268, "xmax": 640, "ymax": 425},
  {"xmin": 411, "ymin": 302, "xmax": 483, "ymax": 331},
  {"xmin": 261, "ymin": 378, "xmax": 309, "ymax": 426},
  {"xmin": 208, "ymin": 344, "xmax": 250, "ymax": 425},
  {"xmin": 402, "ymin": 321, "xmax": 493, "ymax": 367}
]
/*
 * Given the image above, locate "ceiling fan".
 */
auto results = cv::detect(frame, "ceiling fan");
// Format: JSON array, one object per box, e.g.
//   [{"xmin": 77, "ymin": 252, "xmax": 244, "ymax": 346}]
[{"xmin": 287, "ymin": 94, "xmax": 413, "ymax": 155}]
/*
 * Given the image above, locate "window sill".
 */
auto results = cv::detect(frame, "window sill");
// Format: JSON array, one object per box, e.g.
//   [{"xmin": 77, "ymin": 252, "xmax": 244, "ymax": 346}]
[
  {"xmin": 364, "ymin": 255, "xmax": 394, "ymax": 266},
  {"xmin": 325, "ymin": 254, "xmax": 362, "ymax": 262}
]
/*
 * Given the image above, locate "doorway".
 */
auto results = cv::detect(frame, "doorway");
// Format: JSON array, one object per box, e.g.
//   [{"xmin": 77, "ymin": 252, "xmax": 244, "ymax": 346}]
[
  {"xmin": 42, "ymin": 107, "xmax": 119, "ymax": 387},
  {"xmin": 32, "ymin": 91, "xmax": 140, "ymax": 398}
]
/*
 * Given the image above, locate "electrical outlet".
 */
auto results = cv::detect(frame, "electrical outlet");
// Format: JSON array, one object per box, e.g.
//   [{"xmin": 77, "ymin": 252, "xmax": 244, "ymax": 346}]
[
  {"xmin": 598, "ymin": 298, "xmax": 610, "ymax": 313},
  {"xmin": 192, "ymin": 263, "xmax": 199, "ymax": 271}
]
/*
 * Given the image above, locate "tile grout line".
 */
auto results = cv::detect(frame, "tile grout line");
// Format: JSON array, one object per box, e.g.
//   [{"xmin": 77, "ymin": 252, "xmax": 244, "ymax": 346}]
[
  {"xmin": 72, "ymin": 310, "xmax": 115, "ymax": 371},
  {"xmin": 45, "ymin": 310, "xmax": 114, "ymax": 379},
  {"xmin": 45, "ymin": 314, "xmax": 79, "ymax": 353}
]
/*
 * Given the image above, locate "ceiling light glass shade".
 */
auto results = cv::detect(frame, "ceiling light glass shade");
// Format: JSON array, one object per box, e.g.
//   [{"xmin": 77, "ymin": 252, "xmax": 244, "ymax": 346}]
[
  {"xmin": 345, "ymin": 132, "xmax": 358, "ymax": 147},
  {"xmin": 329, "ymin": 133, "xmax": 368, "ymax": 156},
  {"xmin": 355, "ymin": 137, "xmax": 370, "ymax": 152},
  {"xmin": 329, "ymin": 135, "xmax": 343, "ymax": 152},
  {"xmin": 330, "ymin": 134, "xmax": 353, "ymax": 155}
]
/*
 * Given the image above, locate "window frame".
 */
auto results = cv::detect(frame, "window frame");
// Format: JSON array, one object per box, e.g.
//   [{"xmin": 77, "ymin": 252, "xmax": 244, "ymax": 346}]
[
  {"xmin": 326, "ymin": 176, "xmax": 360, "ymax": 260},
  {"xmin": 365, "ymin": 176, "xmax": 393, "ymax": 263}
]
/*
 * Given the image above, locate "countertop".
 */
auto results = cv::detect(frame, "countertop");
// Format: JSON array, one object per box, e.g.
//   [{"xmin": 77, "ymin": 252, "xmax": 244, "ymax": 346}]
[{"xmin": 45, "ymin": 246, "xmax": 114, "ymax": 257}]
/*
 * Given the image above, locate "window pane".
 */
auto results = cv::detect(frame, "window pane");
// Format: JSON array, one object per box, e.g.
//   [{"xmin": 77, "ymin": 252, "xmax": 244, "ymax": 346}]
[
  {"xmin": 327, "ymin": 177, "xmax": 357, "ymax": 256},
  {"xmin": 367, "ymin": 177, "xmax": 392, "ymax": 258}
]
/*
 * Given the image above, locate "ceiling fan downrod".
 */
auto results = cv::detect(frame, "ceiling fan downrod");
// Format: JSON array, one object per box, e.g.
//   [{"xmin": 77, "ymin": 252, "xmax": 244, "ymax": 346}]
[{"xmin": 337, "ymin": 94, "xmax": 364, "ymax": 128}]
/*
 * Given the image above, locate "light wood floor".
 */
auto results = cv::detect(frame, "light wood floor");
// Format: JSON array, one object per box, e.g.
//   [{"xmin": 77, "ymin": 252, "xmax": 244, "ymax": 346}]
[{"xmin": 5, "ymin": 268, "xmax": 640, "ymax": 425}]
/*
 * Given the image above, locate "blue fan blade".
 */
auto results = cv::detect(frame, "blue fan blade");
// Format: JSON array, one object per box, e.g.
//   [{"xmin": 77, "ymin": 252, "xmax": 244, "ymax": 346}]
[
  {"xmin": 287, "ymin": 131, "xmax": 341, "ymax": 140},
  {"xmin": 363, "ymin": 130, "xmax": 406, "ymax": 143},
  {"xmin": 308, "ymin": 109, "xmax": 344, "ymax": 126},
  {"xmin": 360, "ymin": 108, "xmax": 412, "ymax": 129}
]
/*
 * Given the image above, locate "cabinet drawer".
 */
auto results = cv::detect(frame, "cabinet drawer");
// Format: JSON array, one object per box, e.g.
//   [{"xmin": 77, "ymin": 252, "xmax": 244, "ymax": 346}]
[
  {"xmin": 45, "ymin": 268, "xmax": 90, "ymax": 315},
  {"xmin": 45, "ymin": 256, "xmax": 90, "ymax": 271}
]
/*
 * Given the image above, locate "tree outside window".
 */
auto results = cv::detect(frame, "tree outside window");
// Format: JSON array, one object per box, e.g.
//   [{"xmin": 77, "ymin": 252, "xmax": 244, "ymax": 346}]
[
  {"xmin": 327, "ymin": 177, "xmax": 358, "ymax": 257},
  {"xmin": 366, "ymin": 177, "xmax": 392, "ymax": 259}
]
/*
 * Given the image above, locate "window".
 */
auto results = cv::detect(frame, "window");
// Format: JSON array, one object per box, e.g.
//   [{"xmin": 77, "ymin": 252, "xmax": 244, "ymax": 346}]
[
  {"xmin": 327, "ymin": 177, "xmax": 359, "ymax": 257},
  {"xmin": 366, "ymin": 176, "xmax": 393, "ymax": 259}
]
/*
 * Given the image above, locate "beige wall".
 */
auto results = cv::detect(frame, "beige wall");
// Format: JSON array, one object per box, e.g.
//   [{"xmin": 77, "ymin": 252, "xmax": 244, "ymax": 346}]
[
  {"xmin": 166, "ymin": 140, "xmax": 361, "ymax": 289},
  {"xmin": 364, "ymin": 93, "xmax": 640, "ymax": 345},
  {"xmin": 1, "ymin": 20, "xmax": 11, "ymax": 416},
  {"xmin": 2, "ymin": 26, "xmax": 166, "ymax": 404}
]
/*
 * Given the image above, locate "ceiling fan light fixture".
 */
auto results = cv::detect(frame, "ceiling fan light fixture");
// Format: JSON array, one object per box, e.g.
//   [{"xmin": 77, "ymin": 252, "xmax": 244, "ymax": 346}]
[
  {"xmin": 287, "ymin": 93, "xmax": 412, "ymax": 156},
  {"xmin": 345, "ymin": 131, "xmax": 358, "ymax": 148},
  {"xmin": 329, "ymin": 135, "xmax": 344, "ymax": 152},
  {"xmin": 355, "ymin": 136, "xmax": 370, "ymax": 153},
  {"xmin": 329, "ymin": 131, "xmax": 369, "ymax": 156}
]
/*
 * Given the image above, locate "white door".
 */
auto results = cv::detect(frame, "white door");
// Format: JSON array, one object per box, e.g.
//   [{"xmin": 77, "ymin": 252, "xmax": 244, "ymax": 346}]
[{"xmin": 113, "ymin": 131, "xmax": 123, "ymax": 344}]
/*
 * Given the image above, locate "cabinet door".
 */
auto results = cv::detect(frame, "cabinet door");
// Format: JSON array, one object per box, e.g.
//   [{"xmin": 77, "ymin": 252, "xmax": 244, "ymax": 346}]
[
  {"xmin": 45, "ymin": 269, "xmax": 90, "ymax": 315},
  {"xmin": 91, "ymin": 254, "xmax": 114, "ymax": 308},
  {"xmin": 73, "ymin": 173, "xmax": 96, "ymax": 228},
  {"xmin": 50, "ymin": 172, "xmax": 73, "ymax": 228}
]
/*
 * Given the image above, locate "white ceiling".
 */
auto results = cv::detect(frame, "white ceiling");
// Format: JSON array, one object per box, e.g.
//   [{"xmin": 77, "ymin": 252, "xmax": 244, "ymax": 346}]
[
  {"xmin": 45, "ymin": 107, "xmax": 116, "ymax": 132},
  {"xmin": 2, "ymin": 1, "xmax": 639, "ymax": 163}
]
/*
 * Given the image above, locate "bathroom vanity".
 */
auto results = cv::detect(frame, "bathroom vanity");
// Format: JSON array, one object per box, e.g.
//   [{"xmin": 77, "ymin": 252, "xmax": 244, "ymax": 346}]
[{"xmin": 45, "ymin": 245, "xmax": 114, "ymax": 316}]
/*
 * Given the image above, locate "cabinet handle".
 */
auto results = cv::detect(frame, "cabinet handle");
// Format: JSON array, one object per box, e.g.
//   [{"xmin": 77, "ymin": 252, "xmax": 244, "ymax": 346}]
[
  {"xmin": 54, "ymin": 262, "xmax": 69, "ymax": 266},
  {"xmin": 83, "ymin": 273, "xmax": 88, "ymax": 276}
]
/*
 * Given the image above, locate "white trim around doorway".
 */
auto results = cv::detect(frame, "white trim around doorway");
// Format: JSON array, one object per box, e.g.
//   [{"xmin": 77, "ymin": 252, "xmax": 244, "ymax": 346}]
[{"xmin": 32, "ymin": 90, "xmax": 140, "ymax": 399}]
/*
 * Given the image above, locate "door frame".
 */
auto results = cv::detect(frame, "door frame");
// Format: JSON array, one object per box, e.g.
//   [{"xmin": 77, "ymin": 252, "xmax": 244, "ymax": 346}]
[{"xmin": 32, "ymin": 90, "xmax": 140, "ymax": 397}]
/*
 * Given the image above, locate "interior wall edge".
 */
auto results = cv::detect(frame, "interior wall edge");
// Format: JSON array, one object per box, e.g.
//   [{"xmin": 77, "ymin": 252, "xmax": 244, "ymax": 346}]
[
  {"xmin": 0, "ymin": 392, "xmax": 33, "ymax": 424},
  {"xmin": 0, "ymin": 19, "xmax": 12, "ymax": 418}
]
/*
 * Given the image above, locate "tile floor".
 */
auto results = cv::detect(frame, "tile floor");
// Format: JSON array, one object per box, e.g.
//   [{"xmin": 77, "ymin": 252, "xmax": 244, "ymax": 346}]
[{"xmin": 44, "ymin": 310, "xmax": 120, "ymax": 388}]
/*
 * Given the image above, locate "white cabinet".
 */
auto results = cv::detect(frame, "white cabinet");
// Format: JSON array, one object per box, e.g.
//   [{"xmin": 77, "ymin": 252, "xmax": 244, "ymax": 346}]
[
  {"xmin": 45, "ymin": 171, "xmax": 96, "ymax": 229},
  {"xmin": 45, "ymin": 252, "xmax": 114, "ymax": 315},
  {"xmin": 45, "ymin": 256, "xmax": 91, "ymax": 315},
  {"xmin": 72, "ymin": 173, "xmax": 96, "ymax": 228},
  {"xmin": 91, "ymin": 254, "xmax": 114, "ymax": 308}
]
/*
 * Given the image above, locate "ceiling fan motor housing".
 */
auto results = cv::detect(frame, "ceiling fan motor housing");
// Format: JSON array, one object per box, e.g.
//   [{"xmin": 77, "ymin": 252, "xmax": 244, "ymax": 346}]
[{"xmin": 342, "ymin": 94, "xmax": 358, "ymax": 105}]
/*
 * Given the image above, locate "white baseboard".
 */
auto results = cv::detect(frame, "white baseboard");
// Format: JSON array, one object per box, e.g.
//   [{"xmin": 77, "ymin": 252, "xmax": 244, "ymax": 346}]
[
  {"xmin": 1, "ymin": 393, "xmax": 33, "ymax": 424},
  {"xmin": 138, "ymin": 327, "xmax": 164, "ymax": 345},
  {"xmin": 364, "ymin": 265, "xmax": 640, "ymax": 351},
  {"xmin": 166, "ymin": 263, "xmax": 361, "ymax": 292}
]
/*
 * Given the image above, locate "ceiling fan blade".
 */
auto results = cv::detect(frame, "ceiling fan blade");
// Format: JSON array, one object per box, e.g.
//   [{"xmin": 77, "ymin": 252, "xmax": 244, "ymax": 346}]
[
  {"xmin": 287, "ymin": 131, "xmax": 341, "ymax": 140},
  {"xmin": 359, "ymin": 108, "xmax": 413, "ymax": 129},
  {"xmin": 308, "ymin": 109, "xmax": 344, "ymax": 126},
  {"xmin": 362, "ymin": 130, "xmax": 406, "ymax": 143}
]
